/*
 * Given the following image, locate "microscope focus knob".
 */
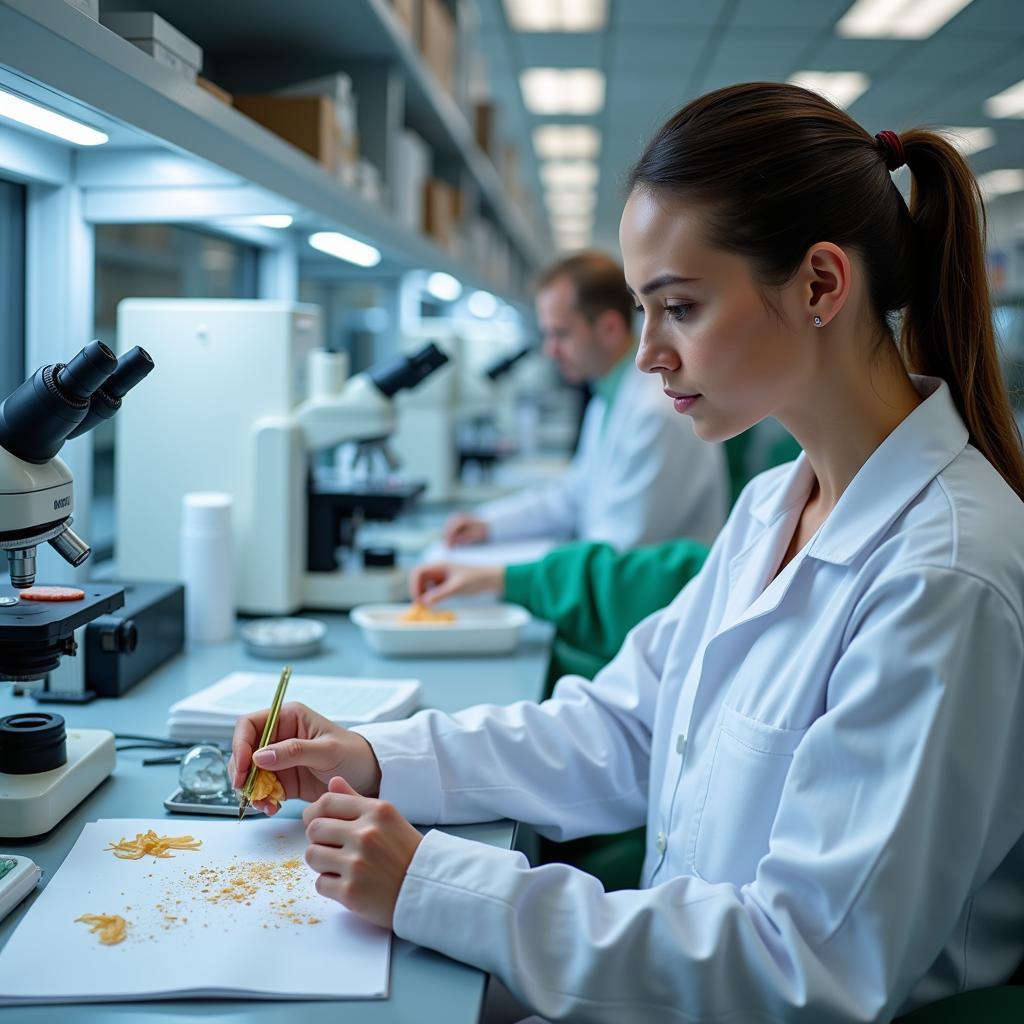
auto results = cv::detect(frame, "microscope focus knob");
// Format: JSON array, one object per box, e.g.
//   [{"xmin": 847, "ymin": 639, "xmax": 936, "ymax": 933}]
[
  {"xmin": 94, "ymin": 616, "xmax": 138, "ymax": 655},
  {"xmin": 362, "ymin": 547, "xmax": 397, "ymax": 569}
]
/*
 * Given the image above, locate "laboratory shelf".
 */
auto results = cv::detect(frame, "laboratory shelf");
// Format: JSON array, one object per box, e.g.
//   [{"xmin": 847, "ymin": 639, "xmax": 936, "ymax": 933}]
[{"xmin": 0, "ymin": 0, "xmax": 538, "ymax": 298}]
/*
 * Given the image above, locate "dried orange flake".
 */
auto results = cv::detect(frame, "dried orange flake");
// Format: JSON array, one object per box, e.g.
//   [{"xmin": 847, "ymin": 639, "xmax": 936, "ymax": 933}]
[
  {"xmin": 250, "ymin": 768, "xmax": 285, "ymax": 806},
  {"xmin": 75, "ymin": 913, "xmax": 128, "ymax": 945},
  {"xmin": 398, "ymin": 603, "xmax": 456, "ymax": 624},
  {"xmin": 106, "ymin": 830, "xmax": 203, "ymax": 860}
]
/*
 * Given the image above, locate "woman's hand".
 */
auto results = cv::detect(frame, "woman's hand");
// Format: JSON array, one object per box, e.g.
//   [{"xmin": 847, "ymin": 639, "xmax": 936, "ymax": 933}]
[
  {"xmin": 442, "ymin": 513, "xmax": 489, "ymax": 547},
  {"xmin": 410, "ymin": 562, "xmax": 504, "ymax": 606},
  {"xmin": 228, "ymin": 701, "xmax": 382, "ymax": 814},
  {"xmin": 303, "ymin": 776, "xmax": 423, "ymax": 929}
]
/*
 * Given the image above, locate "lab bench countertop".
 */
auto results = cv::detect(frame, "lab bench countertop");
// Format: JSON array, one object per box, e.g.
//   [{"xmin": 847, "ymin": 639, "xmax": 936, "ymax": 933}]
[{"xmin": 0, "ymin": 612, "xmax": 554, "ymax": 1022}]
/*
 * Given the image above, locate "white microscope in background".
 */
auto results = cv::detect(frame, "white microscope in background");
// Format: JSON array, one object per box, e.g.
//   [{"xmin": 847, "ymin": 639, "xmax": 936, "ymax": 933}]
[
  {"xmin": 114, "ymin": 300, "xmax": 447, "ymax": 615},
  {"xmin": 0, "ymin": 340, "xmax": 154, "ymax": 836}
]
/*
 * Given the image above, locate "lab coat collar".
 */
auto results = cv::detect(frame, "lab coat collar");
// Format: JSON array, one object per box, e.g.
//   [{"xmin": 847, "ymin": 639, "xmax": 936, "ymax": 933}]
[{"xmin": 750, "ymin": 376, "xmax": 968, "ymax": 566}]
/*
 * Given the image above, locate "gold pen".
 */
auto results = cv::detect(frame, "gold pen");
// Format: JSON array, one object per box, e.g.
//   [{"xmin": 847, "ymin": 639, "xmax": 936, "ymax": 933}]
[{"xmin": 238, "ymin": 665, "xmax": 292, "ymax": 821}]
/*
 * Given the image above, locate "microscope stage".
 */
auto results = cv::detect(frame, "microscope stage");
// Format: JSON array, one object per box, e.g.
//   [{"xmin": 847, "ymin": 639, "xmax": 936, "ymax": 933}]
[{"xmin": 0, "ymin": 584, "xmax": 124, "ymax": 642}]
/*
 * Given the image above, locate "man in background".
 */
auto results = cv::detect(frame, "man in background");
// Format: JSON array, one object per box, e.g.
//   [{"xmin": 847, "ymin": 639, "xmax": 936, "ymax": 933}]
[{"xmin": 443, "ymin": 252, "xmax": 727, "ymax": 551}]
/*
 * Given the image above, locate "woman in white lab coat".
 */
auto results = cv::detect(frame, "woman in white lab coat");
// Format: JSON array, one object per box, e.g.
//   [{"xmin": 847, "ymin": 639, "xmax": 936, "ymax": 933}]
[{"xmin": 231, "ymin": 83, "xmax": 1024, "ymax": 1022}]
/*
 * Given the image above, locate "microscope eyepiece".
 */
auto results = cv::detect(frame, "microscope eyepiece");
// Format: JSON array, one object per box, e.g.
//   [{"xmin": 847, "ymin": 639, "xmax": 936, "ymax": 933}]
[
  {"xmin": 369, "ymin": 342, "xmax": 449, "ymax": 398},
  {"xmin": 102, "ymin": 346, "xmax": 154, "ymax": 399},
  {"xmin": 65, "ymin": 346, "xmax": 156, "ymax": 440},
  {"xmin": 55, "ymin": 340, "xmax": 117, "ymax": 402},
  {"xmin": 485, "ymin": 345, "xmax": 533, "ymax": 382}
]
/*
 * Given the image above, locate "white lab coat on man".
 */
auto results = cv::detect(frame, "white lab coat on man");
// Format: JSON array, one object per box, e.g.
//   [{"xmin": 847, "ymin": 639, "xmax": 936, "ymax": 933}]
[
  {"xmin": 354, "ymin": 377, "xmax": 1024, "ymax": 1023},
  {"xmin": 478, "ymin": 362, "xmax": 728, "ymax": 549}
]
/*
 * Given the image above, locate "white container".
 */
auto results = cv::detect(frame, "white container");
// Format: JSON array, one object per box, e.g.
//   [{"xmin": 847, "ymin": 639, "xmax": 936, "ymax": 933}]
[
  {"xmin": 351, "ymin": 603, "xmax": 530, "ymax": 657},
  {"xmin": 181, "ymin": 492, "xmax": 234, "ymax": 643},
  {"xmin": 99, "ymin": 11, "xmax": 203, "ymax": 69}
]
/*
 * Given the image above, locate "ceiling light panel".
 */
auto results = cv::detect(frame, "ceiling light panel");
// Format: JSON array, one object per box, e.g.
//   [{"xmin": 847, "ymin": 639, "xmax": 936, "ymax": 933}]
[
  {"xmin": 545, "ymin": 190, "xmax": 597, "ymax": 215},
  {"xmin": 985, "ymin": 80, "xmax": 1024, "ymax": 119},
  {"xmin": 977, "ymin": 169, "xmax": 1024, "ymax": 198},
  {"xmin": 540, "ymin": 160, "xmax": 599, "ymax": 189},
  {"xmin": 504, "ymin": 0, "xmax": 607, "ymax": 31},
  {"xmin": 787, "ymin": 71, "xmax": 870, "ymax": 108},
  {"xmin": 938, "ymin": 126, "xmax": 995, "ymax": 156},
  {"xmin": 520, "ymin": 69, "xmax": 605, "ymax": 115},
  {"xmin": 837, "ymin": 0, "xmax": 975, "ymax": 39},
  {"xmin": 534, "ymin": 125, "xmax": 601, "ymax": 160},
  {"xmin": 0, "ymin": 87, "xmax": 108, "ymax": 145}
]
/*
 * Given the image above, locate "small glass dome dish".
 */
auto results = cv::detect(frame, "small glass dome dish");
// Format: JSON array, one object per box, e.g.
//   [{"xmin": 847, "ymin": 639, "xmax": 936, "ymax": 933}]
[
  {"xmin": 178, "ymin": 744, "xmax": 231, "ymax": 801},
  {"xmin": 239, "ymin": 617, "xmax": 326, "ymax": 659}
]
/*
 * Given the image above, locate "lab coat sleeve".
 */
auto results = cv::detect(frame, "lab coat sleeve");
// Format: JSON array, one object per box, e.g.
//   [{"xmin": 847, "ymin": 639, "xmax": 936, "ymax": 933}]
[
  {"xmin": 351, "ymin": 575, "xmax": 702, "ymax": 840},
  {"xmin": 389, "ymin": 567, "xmax": 1024, "ymax": 1023}
]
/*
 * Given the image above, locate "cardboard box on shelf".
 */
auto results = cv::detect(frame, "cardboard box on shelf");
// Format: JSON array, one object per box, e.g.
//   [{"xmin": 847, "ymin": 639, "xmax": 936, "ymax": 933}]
[
  {"xmin": 196, "ymin": 76, "xmax": 232, "ymax": 105},
  {"xmin": 233, "ymin": 94, "xmax": 340, "ymax": 172},
  {"xmin": 424, "ymin": 177, "xmax": 456, "ymax": 248},
  {"xmin": 99, "ymin": 11, "xmax": 203, "ymax": 70},
  {"xmin": 391, "ymin": 0, "xmax": 419, "ymax": 38},
  {"xmin": 64, "ymin": 0, "xmax": 98, "ymax": 20},
  {"xmin": 419, "ymin": 0, "xmax": 457, "ymax": 96},
  {"xmin": 277, "ymin": 75, "xmax": 359, "ymax": 170},
  {"xmin": 473, "ymin": 101, "xmax": 496, "ymax": 157}
]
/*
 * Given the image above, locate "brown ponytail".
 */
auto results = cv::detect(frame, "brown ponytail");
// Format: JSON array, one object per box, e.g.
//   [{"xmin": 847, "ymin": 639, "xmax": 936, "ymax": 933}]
[
  {"xmin": 627, "ymin": 82, "xmax": 1024, "ymax": 500},
  {"xmin": 899, "ymin": 129, "xmax": 1024, "ymax": 499}
]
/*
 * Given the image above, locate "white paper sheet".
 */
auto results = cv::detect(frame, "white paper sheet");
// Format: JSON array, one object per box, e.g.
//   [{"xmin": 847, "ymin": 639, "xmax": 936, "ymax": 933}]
[
  {"xmin": 420, "ymin": 538, "xmax": 556, "ymax": 568},
  {"xmin": 0, "ymin": 818, "xmax": 390, "ymax": 1004}
]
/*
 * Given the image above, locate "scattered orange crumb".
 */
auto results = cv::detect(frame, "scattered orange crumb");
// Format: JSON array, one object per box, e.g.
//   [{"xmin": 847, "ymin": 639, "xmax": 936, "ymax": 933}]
[
  {"xmin": 398, "ymin": 602, "xmax": 456, "ymax": 624},
  {"xmin": 75, "ymin": 913, "xmax": 127, "ymax": 945},
  {"xmin": 106, "ymin": 830, "xmax": 202, "ymax": 860}
]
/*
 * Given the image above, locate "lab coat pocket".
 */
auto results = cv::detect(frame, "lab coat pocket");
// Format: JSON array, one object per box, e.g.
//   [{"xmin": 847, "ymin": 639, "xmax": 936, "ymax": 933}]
[{"xmin": 692, "ymin": 704, "xmax": 807, "ymax": 885}]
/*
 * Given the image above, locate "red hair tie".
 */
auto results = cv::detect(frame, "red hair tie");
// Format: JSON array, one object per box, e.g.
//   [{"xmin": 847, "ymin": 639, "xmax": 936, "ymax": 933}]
[{"xmin": 875, "ymin": 130, "xmax": 905, "ymax": 171}]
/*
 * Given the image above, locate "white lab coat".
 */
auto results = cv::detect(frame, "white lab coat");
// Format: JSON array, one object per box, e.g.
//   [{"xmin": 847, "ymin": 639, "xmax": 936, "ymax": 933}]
[
  {"xmin": 479, "ymin": 365, "xmax": 728, "ymax": 549},
  {"xmin": 354, "ymin": 377, "xmax": 1024, "ymax": 1023}
]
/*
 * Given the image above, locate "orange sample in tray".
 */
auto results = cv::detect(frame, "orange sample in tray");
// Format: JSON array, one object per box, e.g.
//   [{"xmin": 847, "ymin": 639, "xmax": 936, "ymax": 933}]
[{"xmin": 398, "ymin": 603, "xmax": 457, "ymax": 624}]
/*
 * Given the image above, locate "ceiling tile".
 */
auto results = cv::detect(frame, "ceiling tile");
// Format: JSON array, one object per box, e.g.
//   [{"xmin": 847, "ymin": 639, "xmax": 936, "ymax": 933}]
[
  {"xmin": 515, "ymin": 33, "xmax": 604, "ymax": 67},
  {"xmin": 731, "ymin": 0, "xmax": 852, "ymax": 30},
  {"xmin": 612, "ymin": 0, "xmax": 729, "ymax": 28}
]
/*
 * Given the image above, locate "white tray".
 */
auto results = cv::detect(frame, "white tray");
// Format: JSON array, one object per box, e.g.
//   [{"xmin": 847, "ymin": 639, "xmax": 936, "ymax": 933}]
[{"xmin": 351, "ymin": 603, "xmax": 531, "ymax": 657}]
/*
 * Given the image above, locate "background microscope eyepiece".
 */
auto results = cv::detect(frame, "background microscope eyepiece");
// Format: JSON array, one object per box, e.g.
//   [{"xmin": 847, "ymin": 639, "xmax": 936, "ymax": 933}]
[
  {"xmin": 54, "ymin": 340, "xmax": 117, "ymax": 402},
  {"xmin": 369, "ymin": 342, "xmax": 449, "ymax": 398},
  {"xmin": 66, "ymin": 346, "xmax": 156, "ymax": 440}
]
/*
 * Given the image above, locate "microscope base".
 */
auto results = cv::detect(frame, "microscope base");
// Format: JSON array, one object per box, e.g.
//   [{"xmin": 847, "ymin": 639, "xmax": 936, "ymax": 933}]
[
  {"xmin": 303, "ymin": 568, "xmax": 408, "ymax": 611},
  {"xmin": 0, "ymin": 728, "xmax": 115, "ymax": 838}
]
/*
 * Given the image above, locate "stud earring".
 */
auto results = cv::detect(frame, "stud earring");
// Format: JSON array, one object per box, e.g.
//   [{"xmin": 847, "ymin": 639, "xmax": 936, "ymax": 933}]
[{"xmin": 814, "ymin": 316, "xmax": 823, "ymax": 327}]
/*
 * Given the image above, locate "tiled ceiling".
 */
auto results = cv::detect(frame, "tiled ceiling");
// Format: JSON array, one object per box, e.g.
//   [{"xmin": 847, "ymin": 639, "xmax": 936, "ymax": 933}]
[{"xmin": 474, "ymin": 0, "xmax": 1024, "ymax": 257}]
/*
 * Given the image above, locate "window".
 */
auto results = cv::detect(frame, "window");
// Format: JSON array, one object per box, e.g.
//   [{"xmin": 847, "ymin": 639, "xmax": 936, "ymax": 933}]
[
  {"xmin": 0, "ymin": 179, "xmax": 26, "ymax": 401},
  {"xmin": 92, "ymin": 225, "xmax": 258, "ymax": 562}
]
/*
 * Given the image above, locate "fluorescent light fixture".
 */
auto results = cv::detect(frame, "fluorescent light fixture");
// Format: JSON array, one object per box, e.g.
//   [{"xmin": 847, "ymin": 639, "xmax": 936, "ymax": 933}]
[
  {"xmin": 545, "ymin": 190, "xmax": 597, "ymax": 215},
  {"xmin": 837, "ymin": 0, "xmax": 975, "ymax": 38},
  {"xmin": 520, "ymin": 69, "xmax": 605, "ymax": 115},
  {"xmin": 787, "ymin": 71, "xmax": 870, "ymax": 109},
  {"xmin": 225, "ymin": 214, "xmax": 294, "ymax": 229},
  {"xmin": 308, "ymin": 231, "xmax": 381, "ymax": 267},
  {"xmin": 426, "ymin": 272, "xmax": 463, "ymax": 302},
  {"xmin": 551, "ymin": 214, "xmax": 594, "ymax": 234},
  {"xmin": 504, "ymin": 0, "xmax": 607, "ymax": 31},
  {"xmin": 938, "ymin": 126, "xmax": 996, "ymax": 156},
  {"xmin": 468, "ymin": 290, "xmax": 499, "ymax": 318},
  {"xmin": 540, "ymin": 160, "xmax": 599, "ymax": 189},
  {"xmin": 534, "ymin": 125, "xmax": 601, "ymax": 160},
  {"xmin": 977, "ymin": 169, "xmax": 1024, "ymax": 199},
  {"xmin": 0, "ymin": 87, "xmax": 108, "ymax": 145},
  {"xmin": 556, "ymin": 236, "xmax": 591, "ymax": 251},
  {"xmin": 985, "ymin": 80, "xmax": 1024, "ymax": 119}
]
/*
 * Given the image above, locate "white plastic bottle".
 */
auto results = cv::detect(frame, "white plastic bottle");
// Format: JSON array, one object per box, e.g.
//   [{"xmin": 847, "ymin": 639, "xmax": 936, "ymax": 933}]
[{"xmin": 180, "ymin": 492, "xmax": 234, "ymax": 644}]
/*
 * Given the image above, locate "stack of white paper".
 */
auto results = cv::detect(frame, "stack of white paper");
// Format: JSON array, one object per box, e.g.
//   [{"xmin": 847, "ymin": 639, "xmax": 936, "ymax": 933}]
[
  {"xmin": 166, "ymin": 672, "xmax": 422, "ymax": 743},
  {"xmin": 0, "ymin": 818, "xmax": 390, "ymax": 1004}
]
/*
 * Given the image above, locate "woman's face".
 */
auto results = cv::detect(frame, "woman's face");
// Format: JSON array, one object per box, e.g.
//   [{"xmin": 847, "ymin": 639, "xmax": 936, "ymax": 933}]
[{"xmin": 620, "ymin": 189, "xmax": 815, "ymax": 443}]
